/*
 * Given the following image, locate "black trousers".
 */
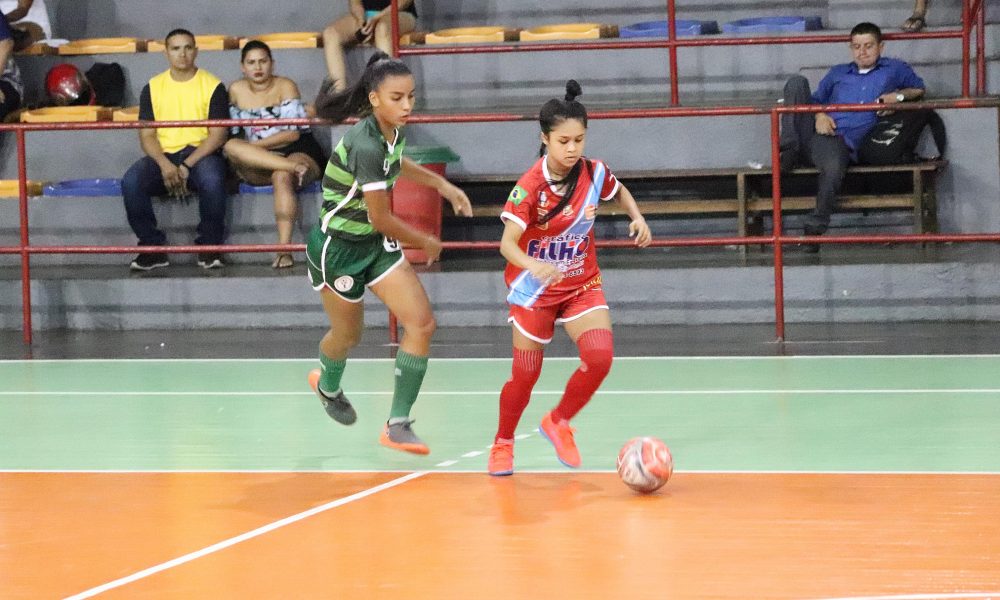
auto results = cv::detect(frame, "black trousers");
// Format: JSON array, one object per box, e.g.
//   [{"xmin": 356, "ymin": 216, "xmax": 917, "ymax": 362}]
[{"xmin": 781, "ymin": 75, "xmax": 852, "ymax": 233}]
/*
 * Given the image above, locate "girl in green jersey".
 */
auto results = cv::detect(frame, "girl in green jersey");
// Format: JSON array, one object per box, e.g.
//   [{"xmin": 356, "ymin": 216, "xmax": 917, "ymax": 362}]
[{"xmin": 306, "ymin": 52, "xmax": 472, "ymax": 455}]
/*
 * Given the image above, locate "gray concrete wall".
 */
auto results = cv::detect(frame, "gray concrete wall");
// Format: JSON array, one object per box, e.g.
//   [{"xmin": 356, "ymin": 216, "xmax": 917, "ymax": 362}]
[
  {"xmin": 6, "ymin": 259, "xmax": 1000, "ymax": 330},
  {"xmin": 44, "ymin": 0, "xmax": 998, "ymax": 40}
]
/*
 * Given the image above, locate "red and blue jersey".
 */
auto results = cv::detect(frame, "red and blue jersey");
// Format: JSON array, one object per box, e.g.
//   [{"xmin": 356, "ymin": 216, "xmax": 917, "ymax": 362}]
[{"xmin": 501, "ymin": 157, "xmax": 620, "ymax": 307}]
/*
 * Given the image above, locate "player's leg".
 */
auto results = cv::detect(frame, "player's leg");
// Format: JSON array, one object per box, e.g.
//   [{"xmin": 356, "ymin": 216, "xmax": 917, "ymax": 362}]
[
  {"xmin": 308, "ymin": 288, "xmax": 364, "ymax": 426},
  {"xmin": 539, "ymin": 293, "xmax": 613, "ymax": 468},
  {"xmin": 489, "ymin": 307, "xmax": 551, "ymax": 476},
  {"xmin": 305, "ymin": 228, "xmax": 368, "ymax": 425},
  {"xmin": 554, "ymin": 308, "xmax": 613, "ymax": 423},
  {"xmin": 369, "ymin": 254, "xmax": 435, "ymax": 454}
]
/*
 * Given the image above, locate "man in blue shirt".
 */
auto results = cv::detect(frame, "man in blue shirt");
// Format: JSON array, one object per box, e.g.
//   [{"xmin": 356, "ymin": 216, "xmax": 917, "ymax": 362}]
[{"xmin": 780, "ymin": 22, "xmax": 925, "ymax": 250}]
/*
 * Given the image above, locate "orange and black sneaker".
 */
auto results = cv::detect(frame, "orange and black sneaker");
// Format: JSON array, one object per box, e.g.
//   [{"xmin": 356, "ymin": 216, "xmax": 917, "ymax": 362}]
[
  {"xmin": 379, "ymin": 419, "xmax": 430, "ymax": 455},
  {"xmin": 488, "ymin": 440, "xmax": 515, "ymax": 476},
  {"xmin": 538, "ymin": 411, "xmax": 581, "ymax": 468},
  {"xmin": 308, "ymin": 369, "xmax": 357, "ymax": 426}
]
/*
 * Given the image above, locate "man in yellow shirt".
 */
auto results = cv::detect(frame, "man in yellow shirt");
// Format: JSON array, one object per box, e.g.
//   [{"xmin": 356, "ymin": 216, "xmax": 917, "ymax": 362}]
[{"xmin": 123, "ymin": 28, "xmax": 229, "ymax": 270}]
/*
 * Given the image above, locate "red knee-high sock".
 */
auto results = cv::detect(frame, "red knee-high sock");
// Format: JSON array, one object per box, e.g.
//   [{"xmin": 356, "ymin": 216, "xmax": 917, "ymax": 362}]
[
  {"xmin": 551, "ymin": 329, "xmax": 614, "ymax": 422},
  {"xmin": 495, "ymin": 348, "xmax": 544, "ymax": 442}
]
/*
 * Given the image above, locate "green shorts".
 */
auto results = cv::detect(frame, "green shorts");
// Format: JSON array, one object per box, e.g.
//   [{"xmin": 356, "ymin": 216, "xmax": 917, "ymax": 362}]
[{"xmin": 306, "ymin": 226, "xmax": 405, "ymax": 302}]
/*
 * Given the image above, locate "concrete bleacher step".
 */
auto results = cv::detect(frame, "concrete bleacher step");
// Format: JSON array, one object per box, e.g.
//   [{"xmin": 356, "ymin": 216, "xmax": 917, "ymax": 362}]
[
  {"xmin": 826, "ymin": 0, "xmax": 998, "ymax": 31},
  {"xmin": 5, "ymin": 247, "xmax": 1000, "ymax": 329},
  {"xmin": 4, "ymin": 33, "xmax": 995, "ymax": 183},
  {"xmin": 0, "ymin": 192, "xmax": 323, "ymax": 266},
  {"xmin": 43, "ymin": 0, "xmax": 993, "ymax": 49},
  {"xmin": 1, "ymin": 107, "xmax": 995, "ymax": 242}
]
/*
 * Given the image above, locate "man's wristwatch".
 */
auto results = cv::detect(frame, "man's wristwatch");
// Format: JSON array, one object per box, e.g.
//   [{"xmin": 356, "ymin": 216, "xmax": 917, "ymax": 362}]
[{"xmin": 895, "ymin": 92, "xmax": 906, "ymax": 102}]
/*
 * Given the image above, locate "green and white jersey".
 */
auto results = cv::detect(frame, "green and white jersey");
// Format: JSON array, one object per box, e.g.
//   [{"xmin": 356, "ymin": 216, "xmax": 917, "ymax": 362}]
[{"xmin": 320, "ymin": 114, "xmax": 406, "ymax": 241}]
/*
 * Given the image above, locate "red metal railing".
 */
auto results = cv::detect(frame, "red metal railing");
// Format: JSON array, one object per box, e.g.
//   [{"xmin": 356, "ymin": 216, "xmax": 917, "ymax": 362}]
[
  {"xmin": 1, "ymin": 3, "xmax": 995, "ymax": 345},
  {"xmin": 390, "ymin": 0, "xmax": 990, "ymax": 102},
  {"xmin": 4, "ymin": 95, "xmax": 1000, "ymax": 345}
]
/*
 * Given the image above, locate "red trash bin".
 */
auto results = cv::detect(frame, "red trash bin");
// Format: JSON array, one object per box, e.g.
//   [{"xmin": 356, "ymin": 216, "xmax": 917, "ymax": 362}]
[{"xmin": 391, "ymin": 145, "xmax": 460, "ymax": 263}]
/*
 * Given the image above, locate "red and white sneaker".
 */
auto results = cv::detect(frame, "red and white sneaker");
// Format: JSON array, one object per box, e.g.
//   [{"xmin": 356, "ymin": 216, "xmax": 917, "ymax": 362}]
[
  {"xmin": 488, "ymin": 440, "xmax": 514, "ymax": 476},
  {"xmin": 538, "ymin": 411, "xmax": 581, "ymax": 468}
]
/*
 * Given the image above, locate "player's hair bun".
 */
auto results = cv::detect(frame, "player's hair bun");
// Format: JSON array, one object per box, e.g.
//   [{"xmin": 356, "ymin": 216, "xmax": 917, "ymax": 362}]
[{"xmin": 565, "ymin": 80, "xmax": 582, "ymax": 102}]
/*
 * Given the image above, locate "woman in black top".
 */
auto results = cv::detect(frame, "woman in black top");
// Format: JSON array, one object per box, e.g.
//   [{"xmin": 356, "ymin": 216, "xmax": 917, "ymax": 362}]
[{"xmin": 322, "ymin": 0, "xmax": 417, "ymax": 91}]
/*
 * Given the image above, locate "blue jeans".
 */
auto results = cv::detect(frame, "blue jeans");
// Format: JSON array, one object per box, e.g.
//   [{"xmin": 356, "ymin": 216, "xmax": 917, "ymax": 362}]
[{"xmin": 122, "ymin": 147, "xmax": 228, "ymax": 247}]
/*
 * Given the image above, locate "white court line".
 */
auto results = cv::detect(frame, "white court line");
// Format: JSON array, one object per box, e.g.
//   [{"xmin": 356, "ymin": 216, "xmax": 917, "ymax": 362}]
[
  {"xmin": 4, "ymin": 469, "xmax": 998, "ymax": 476},
  {"xmin": 3, "ymin": 388, "xmax": 1000, "ymax": 396},
  {"xmin": 62, "ymin": 470, "xmax": 427, "ymax": 600},
  {"xmin": 461, "ymin": 451, "xmax": 483, "ymax": 458},
  {"xmin": 435, "ymin": 460, "xmax": 458, "ymax": 468},
  {"xmin": 813, "ymin": 593, "xmax": 1000, "ymax": 600},
  {"xmin": 4, "ymin": 354, "xmax": 1000, "ymax": 364}
]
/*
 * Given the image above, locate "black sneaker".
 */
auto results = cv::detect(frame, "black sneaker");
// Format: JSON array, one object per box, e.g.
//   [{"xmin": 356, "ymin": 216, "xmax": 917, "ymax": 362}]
[
  {"xmin": 130, "ymin": 252, "xmax": 169, "ymax": 271},
  {"xmin": 308, "ymin": 369, "xmax": 357, "ymax": 425},
  {"xmin": 197, "ymin": 253, "xmax": 224, "ymax": 269},
  {"xmin": 801, "ymin": 224, "xmax": 823, "ymax": 253}
]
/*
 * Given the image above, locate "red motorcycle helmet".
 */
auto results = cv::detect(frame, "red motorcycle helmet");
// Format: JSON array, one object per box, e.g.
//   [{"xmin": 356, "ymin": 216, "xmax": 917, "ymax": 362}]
[{"xmin": 45, "ymin": 64, "xmax": 96, "ymax": 106}]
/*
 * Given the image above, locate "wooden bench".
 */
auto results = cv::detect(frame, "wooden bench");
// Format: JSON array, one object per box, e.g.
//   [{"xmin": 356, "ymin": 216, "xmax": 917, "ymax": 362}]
[{"xmin": 449, "ymin": 161, "xmax": 947, "ymax": 237}]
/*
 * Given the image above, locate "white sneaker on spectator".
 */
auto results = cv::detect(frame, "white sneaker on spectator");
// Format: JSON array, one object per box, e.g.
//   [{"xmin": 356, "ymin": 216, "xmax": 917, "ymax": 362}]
[{"xmin": 197, "ymin": 253, "xmax": 224, "ymax": 269}]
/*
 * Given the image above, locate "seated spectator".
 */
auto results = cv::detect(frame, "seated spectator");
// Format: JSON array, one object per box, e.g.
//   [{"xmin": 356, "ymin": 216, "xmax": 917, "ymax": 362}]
[
  {"xmin": 322, "ymin": 0, "xmax": 417, "ymax": 91},
  {"xmin": 0, "ymin": 12, "xmax": 22, "ymax": 122},
  {"xmin": 123, "ymin": 29, "xmax": 229, "ymax": 271},
  {"xmin": 902, "ymin": 0, "xmax": 929, "ymax": 32},
  {"xmin": 779, "ymin": 22, "xmax": 925, "ymax": 252},
  {"xmin": 1, "ymin": 0, "xmax": 51, "ymax": 50},
  {"xmin": 224, "ymin": 40, "xmax": 325, "ymax": 269}
]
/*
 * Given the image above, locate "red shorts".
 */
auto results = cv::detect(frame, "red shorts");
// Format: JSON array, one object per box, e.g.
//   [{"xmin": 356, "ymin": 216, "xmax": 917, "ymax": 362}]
[{"xmin": 507, "ymin": 287, "xmax": 609, "ymax": 344}]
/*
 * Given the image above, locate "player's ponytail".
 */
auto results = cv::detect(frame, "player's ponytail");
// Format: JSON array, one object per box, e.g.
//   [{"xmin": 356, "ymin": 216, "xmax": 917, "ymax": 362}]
[
  {"xmin": 314, "ymin": 51, "xmax": 412, "ymax": 123},
  {"xmin": 537, "ymin": 80, "xmax": 590, "ymax": 224}
]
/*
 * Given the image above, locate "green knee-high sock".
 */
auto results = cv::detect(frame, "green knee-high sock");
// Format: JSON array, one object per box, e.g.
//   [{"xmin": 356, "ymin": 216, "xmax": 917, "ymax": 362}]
[
  {"xmin": 319, "ymin": 352, "xmax": 347, "ymax": 395},
  {"xmin": 389, "ymin": 350, "xmax": 428, "ymax": 420}
]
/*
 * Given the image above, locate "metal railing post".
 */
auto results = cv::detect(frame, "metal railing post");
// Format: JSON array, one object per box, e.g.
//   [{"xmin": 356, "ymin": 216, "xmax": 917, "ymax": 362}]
[
  {"xmin": 961, "ymin": 0, "xmax": 971, "ymax": 97},
  {"xmin": 17, "ymin": 130, "xmax": 32, "ymax": 345},
  {"xmin": 667, "ymin": 0, "xmax": 680, "ymax": 106},
  {"xmin": 390, "ymin": 0, "xmax": 400, "ymax": 57},
  {"xmin": 770, "ymin": 110, "xmax": 785, "ymax": 342}
]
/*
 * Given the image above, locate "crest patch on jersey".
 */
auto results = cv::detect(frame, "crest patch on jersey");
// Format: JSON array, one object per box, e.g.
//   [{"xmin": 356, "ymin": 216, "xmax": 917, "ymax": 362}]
[{"xmin": 507, "ymin": 185, "xmax": 528, "ymax": 205}]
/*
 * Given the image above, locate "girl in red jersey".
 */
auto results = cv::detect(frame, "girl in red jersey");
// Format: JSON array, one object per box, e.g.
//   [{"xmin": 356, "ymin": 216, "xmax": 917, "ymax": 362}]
[{"xmin": 488, "ymin": 80, "xmax": 652, "ymax": 476}]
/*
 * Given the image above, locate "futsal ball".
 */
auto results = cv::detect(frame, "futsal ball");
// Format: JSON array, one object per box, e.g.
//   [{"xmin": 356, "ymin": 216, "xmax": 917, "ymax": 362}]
[{"xmin": 617, "ymin": 436, "xmax": 673, "ymax": 493}]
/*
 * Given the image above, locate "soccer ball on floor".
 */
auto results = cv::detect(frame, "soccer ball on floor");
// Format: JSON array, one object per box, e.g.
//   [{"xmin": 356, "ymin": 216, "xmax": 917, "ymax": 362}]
[{"xmin": 617, "ymin": 436, "xmax": 673, "ymax": 493}]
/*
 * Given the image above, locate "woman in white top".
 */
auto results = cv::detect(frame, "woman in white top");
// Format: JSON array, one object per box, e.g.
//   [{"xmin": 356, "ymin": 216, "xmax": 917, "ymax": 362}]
[
  {"xmin": 1, "ymin": 0, "xmax": 51, "ymax": 47},
  {"xmin": 223, "ymin": 40, "xmax": 325, "ymax": 269}
]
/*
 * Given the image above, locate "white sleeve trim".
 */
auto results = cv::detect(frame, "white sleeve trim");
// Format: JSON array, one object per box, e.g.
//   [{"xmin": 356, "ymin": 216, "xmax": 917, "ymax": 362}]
[
  {"xmin": 361, "ymin": 181, "xmax": 388, "ymax": 192},
  {"xmin": 500, "ymin": 211, "xmax": 527, "ymax": 230},
  {"xmin": 600, "ymin": 178, "xmax": 621, "ymax": 202}
]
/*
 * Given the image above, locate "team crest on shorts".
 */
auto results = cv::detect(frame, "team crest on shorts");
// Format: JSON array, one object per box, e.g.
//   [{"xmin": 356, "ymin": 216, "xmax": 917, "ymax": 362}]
[{"xmin": 333, "ymin": 276, "xmax": 354, "ymax": 292}]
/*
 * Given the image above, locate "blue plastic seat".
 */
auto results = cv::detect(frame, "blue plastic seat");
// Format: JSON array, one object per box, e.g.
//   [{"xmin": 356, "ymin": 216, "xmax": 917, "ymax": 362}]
[
  {"xmin": 43, "ymin": 178, "xmax": 122, "ymax": 197},
  {"xmin": 620, "ymin": 20, "xmax": 720, "ymax": 38},
  {"xmin": 722, "ymin": 16, "xmax": 823, "ymax": 34},
  {"xmin": 239, "ymin": 180, "xmax": 322, "ymax": 194}
]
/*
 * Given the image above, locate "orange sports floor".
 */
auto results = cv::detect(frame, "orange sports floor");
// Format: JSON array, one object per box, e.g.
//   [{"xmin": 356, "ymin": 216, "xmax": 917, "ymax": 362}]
[{"xmin": 2, "ymin": 356, "xmax": 1000, "ymax": 599}]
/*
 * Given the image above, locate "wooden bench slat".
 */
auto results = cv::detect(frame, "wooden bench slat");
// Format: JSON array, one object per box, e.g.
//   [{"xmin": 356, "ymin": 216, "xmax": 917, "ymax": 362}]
[
  {"xmin": 449, "ymin": 162, "xmax": 944, "ymax": 239},
  {"xmin": 747, "ymin": 195, "xmax": 917, "ymax": 212},
  {"xmin": 448, "ymin": 161, "xmax": 947, "ymax": 184}
]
